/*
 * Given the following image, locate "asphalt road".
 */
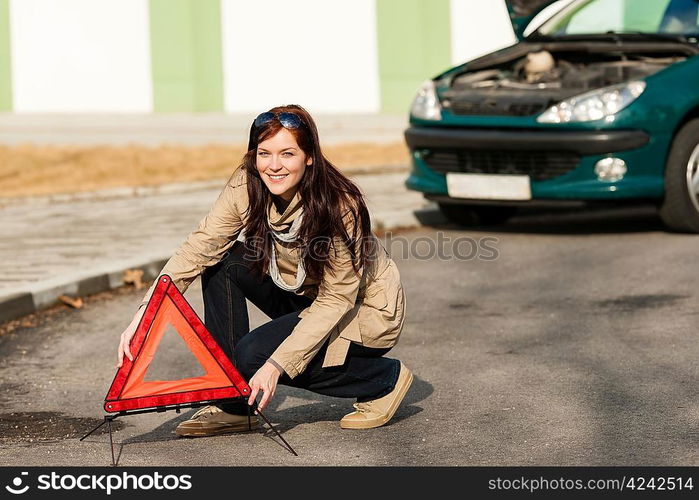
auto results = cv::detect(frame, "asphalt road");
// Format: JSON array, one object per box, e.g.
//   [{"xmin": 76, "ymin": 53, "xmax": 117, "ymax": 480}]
[{"xmin": 1, "ymin": 206, "xmax": 697, "ymax": 466}]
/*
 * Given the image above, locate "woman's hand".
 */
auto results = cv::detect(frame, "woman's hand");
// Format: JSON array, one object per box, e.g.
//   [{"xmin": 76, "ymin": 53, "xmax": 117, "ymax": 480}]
[
  {"xmin": 247, "ymin": 361, "xmax": 282, "ymax": 412},
  {"xmin": 116, "ymin": 306, "xmax": 146, "ymax": 368}
]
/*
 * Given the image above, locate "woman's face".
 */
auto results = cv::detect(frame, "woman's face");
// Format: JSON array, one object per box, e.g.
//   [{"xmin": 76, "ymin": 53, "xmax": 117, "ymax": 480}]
[{"xmin": 256, "ymin": 128, "xmax": 311, "ymax": 202}]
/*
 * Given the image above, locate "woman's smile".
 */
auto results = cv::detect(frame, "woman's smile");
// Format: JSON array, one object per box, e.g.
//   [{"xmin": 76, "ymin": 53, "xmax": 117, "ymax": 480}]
[{"xmin": 267, "ymin": 173, "xmax": 289, "ymax": 182}]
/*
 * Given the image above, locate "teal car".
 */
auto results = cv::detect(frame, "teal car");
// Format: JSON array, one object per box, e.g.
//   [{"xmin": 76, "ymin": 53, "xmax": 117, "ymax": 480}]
[{"xmin": 405, "ymin": 0, "xmax": 699, "ymax": 232}]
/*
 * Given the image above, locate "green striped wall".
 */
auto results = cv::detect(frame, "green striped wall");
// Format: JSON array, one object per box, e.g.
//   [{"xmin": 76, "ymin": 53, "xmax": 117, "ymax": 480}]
[
  {"xmin": 0, "ymin": 0, "xmax": 12, "ymax": 111},
  {"xmin": 376, "ymin": 0, "xmax": 452, "ymax": 113},
  {"xmin": 3, "ymin": 0, "xmax": 460, "ymax": 113},
  {"xmin": 149, "ymin": 0, "xmax": 223, "ymax": 112}
]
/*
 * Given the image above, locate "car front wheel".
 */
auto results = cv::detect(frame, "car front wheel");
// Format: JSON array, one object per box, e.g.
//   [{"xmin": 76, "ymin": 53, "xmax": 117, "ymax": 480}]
[{"xmin": 659, "ymin": 118, "xmax": 699, "ymax": 233}]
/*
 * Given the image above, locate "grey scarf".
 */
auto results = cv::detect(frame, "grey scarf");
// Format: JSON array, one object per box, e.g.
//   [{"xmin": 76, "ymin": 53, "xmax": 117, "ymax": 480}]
[{"xmin": 267, "ymin": 212, "xmax": 306, "ymax": 292}]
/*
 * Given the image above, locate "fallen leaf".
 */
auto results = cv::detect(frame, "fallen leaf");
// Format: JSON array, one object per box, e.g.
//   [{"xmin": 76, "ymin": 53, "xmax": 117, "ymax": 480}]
[
  {"xmin": 59, "ymin": 295, "xmax": 83, "ymax": 309},
  {"xmin": 123, "ymin": 269, "xmax": 145, "ymax": 290}
]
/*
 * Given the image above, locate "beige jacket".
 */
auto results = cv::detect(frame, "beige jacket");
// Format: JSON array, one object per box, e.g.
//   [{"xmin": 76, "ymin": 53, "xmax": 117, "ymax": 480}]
[{"xmin": 140, "ymin": 168, "xmax": 406, "ymax": 378}]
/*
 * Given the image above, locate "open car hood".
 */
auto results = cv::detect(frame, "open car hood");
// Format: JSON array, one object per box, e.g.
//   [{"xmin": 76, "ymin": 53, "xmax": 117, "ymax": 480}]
[{"xmin": 506, "ymin": 0, "xmax": 570, "ymax": 39}]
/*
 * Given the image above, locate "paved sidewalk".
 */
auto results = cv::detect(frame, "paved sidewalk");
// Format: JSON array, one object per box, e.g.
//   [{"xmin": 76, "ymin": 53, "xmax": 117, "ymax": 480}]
[{"xmin": 0, "ymin": 172, "xmax": 432, "ymax": 323}]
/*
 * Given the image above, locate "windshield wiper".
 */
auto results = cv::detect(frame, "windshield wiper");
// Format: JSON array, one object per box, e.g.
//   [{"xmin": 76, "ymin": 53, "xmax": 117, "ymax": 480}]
[
  {"xmin": 524, "ymin": 32, "xmax": 554, "ymax": 41},
  {"xmin": 605, "ymin": 30, "xmax": 696, "ymax": 44},
  {"xmin": 526, "ymin": 30, "xmax": 698, "ymax": 45}
]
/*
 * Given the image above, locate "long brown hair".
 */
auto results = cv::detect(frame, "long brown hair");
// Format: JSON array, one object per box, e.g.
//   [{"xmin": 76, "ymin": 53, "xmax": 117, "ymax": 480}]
[{"xmin": 241, "ymin": 104, "xmax": 373, "ymax": 282}]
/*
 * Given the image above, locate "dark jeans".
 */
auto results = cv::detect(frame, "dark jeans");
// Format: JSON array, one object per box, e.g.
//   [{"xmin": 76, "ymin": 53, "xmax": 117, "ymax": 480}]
[{"xmin": 201, "ymin": 241, "xmax": 400, "ymax": 415}]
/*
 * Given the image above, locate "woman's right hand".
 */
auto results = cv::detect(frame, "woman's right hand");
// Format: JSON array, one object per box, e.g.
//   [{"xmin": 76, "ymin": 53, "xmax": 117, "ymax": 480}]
[{"xmin": 116, "ymin": 306, "xmax": 146, "ymax": 368}]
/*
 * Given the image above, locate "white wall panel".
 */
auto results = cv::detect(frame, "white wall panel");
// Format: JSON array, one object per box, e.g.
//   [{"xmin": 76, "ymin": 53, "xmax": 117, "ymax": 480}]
[
  {"xmin": 449, "ymin": 0, "xmax": 517, "ymax": 65},
  {"xmin": 221, "ymin": 0, "xmax": 379, "ymax": 113},
  {"xmin": 10, "ymin": 0, "xmax": 152, "ymax": 112}
]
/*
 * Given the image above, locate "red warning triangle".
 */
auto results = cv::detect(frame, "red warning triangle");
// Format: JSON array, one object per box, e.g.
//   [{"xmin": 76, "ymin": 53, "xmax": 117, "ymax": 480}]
[{"xmin": 104, "ymin": 275, "xmax": 251, "ymax": 412}]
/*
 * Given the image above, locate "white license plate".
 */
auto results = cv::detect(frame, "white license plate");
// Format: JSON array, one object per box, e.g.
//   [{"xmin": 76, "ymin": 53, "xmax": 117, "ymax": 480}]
[{"xmin": 446, "ymin": 173, "xmax": 532, "ymax": 200}]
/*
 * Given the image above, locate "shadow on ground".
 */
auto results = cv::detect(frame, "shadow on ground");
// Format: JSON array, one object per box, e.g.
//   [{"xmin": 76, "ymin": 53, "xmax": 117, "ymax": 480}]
[
  {"xmin": 96, "ymin": 375, "xmax": 434, "ymax": 464},
  {"xmin": 415, "ymin": 203, "xmax": 669, "ymax": 235}
]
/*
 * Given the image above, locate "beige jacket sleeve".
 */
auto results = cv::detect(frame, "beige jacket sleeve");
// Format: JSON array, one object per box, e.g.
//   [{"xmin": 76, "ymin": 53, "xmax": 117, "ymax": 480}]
[
  {"xmin": 269, "ymin": 210, "xmax": 363, "ymax": 378},
  {"xmin": 139, "ymin": 176, "xmax": 244, "ymax": 307}
]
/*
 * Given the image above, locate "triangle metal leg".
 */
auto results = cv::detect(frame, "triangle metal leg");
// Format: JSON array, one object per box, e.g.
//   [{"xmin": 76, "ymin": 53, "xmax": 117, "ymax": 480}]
[
  {"xmin": 80, "ymin": 399, "xmax": 299, "ymax": 465},
  {"xmin": 254, "ymin": 408, "xmax": 298, "ymax": 457},
  {"xmin": 79, "ymin": 415, "xmax": 120, "ymax": 466},
  {"xmin": 79, "ymin": 416, "xmax": 109, "ymax": 441},
  {"xmin": 107, "ymin": 417, "xmax": 116, "ymax": 467}
]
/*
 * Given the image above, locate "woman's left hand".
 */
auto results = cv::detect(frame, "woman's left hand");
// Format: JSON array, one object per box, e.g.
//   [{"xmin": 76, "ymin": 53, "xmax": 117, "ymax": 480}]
[{"xmin": 247, "ymin": 361, "xmax": 282, "ymax": 412}]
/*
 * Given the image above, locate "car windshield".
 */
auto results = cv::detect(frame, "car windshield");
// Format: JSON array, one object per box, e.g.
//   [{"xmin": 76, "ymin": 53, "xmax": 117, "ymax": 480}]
[{"xmin": 535, "ymin": 0, "xmax": 699, "ymax": 38}]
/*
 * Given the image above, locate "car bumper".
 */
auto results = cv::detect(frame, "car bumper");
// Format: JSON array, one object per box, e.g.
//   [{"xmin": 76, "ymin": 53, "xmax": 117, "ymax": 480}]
[
  {"xmin": 404, "ymin": 126, "xmax": 665, "ymax": 201},
  {"xmin": 404, "ymin": 127, "xmax": 650, "ymax": 154}
]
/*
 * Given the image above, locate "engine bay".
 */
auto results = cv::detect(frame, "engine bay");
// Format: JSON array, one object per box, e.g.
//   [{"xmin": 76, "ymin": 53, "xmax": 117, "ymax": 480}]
[{"xmin": 441, "ymin": 44, "xmax": 689, "ymax": 116}]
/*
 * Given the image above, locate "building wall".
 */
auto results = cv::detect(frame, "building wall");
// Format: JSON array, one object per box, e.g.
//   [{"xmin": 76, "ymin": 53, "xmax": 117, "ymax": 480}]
[
  {"xmin": 0, "ymin": 0, "xmax": 521, "ymax": 114},
  {"xmin": 0, "ymin": 0, "xmax": 11, "ymax": 111},
  {"xmin": 450, "ymin": 0, "xmax": 516, "ymax": 65},
  {"xmin": 150, "ymin": 0, "xmax": 224, "ymax": 112},
  {"xmin": 221, "ymin": 0, "xmax": 380, "ymax": 113},
  {"xmin": 9, "ymin": 0, "xmax": 152, "ymax": 112},
  {"xmin": 376, "ymin": 0, "xmax": 452, "ymax": 113}
]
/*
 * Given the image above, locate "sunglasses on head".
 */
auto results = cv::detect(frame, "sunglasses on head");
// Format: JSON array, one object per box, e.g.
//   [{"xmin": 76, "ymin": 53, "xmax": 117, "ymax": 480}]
[{"xmin": 253, "ymin": 111, "xmax": 305, "ymax": 130}]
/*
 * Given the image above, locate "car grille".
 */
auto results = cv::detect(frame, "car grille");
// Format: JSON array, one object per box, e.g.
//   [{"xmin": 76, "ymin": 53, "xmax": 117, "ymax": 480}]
[
  {"xmin": 422, "ymin": 149, "xmax": 580, "ymax": 181},
  {"xmin": 448, "ymin": 100, "xmax": 548, "ymax": 117}
]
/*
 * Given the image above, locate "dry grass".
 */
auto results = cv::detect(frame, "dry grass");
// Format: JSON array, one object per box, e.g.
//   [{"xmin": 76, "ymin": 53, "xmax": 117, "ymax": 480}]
[{"xmin": 0, "ymin": 142, "xmax": 410, "ymax": 198}]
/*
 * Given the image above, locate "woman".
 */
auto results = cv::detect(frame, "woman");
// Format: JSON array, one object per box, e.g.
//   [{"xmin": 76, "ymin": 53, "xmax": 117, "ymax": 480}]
[{"xmin": 116, "ymin": 105, "xmax": 411, "ymax": 435}]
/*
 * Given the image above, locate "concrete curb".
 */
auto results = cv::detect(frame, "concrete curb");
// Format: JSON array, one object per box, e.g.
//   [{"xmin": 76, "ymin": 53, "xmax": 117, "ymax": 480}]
[
  {"xmin": 0, "ymin": 293, "xmax": 35, "ymax": 323},
  {"xmin": 0, "ymin": 258, "xmax": 169, "ymax": 324}
]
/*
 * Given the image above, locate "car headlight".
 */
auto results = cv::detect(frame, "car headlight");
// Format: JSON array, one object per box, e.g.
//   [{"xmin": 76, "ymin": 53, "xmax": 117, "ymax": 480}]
[
  {"xmin": 410, "ymin": 80, "xmax": 442, "ymax": 120},
  {"xmin": 537, "ymin": 81, "xmax": 646, "ymax": 123}
]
